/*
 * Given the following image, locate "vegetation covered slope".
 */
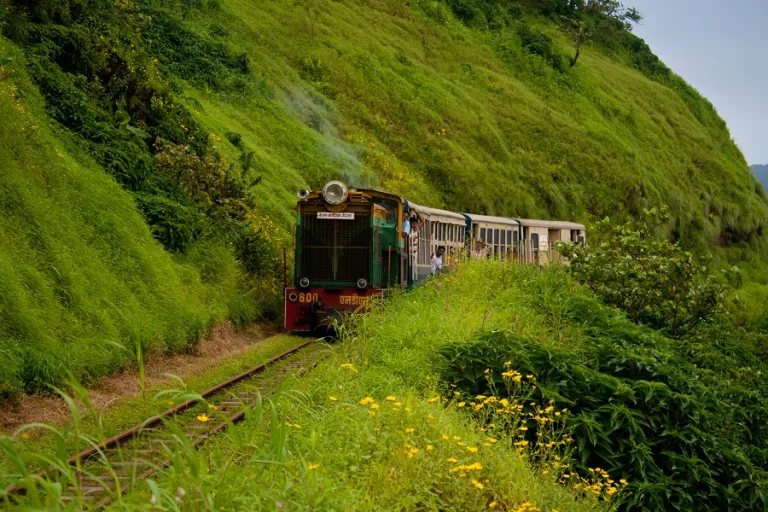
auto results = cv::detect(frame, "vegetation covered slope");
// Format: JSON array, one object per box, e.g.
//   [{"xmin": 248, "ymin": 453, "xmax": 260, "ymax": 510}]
[
  {"xmin": 161, "ymin": 0, "xmax": 768, "ymax": 249},
  {"xmin": 0, "ymin": 39, "xmax": 250, "ymax": 399},
  {"xmin": 0, "ymin": 0, "xmax": 767, "ymax": 398},
  {"xmin": 3, "ymin": 0, "xmax": 766, "ymax": 249}
]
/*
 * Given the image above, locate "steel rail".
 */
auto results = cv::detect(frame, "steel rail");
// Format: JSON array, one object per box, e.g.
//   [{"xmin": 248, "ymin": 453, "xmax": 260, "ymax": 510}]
[{"xmin": 4, "ymin": 336, "xmax": 324, "ymax": 507}]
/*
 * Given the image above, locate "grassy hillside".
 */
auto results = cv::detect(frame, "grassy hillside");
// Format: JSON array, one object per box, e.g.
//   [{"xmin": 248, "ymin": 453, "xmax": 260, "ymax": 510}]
[
  {"xmin": 0, "ymin": 0, "xmax": 767, "ymax": 398},
  {"xmin": 6, "ymin": 261, "xmax": 765, "ymax": 510},
  {"xmin": 3, "ymin": 0, "xmax": 766, "ymax": 249},
  {"xmin": 0, "ymin": 39, "xmax": 251, "ymax": 399},
  {"xmin": 152, "ymin": 0, "xmax": 766, "ymax": 247}
]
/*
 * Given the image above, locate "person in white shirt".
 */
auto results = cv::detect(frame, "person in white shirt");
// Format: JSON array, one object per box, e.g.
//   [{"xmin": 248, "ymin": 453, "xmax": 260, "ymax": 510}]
[{"xmin": 431, "ymin": 246, "xmax": 445, "ymax": 275}]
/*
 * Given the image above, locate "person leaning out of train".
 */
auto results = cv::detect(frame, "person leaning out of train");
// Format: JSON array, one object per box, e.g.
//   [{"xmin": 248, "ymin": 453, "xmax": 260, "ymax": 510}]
[{"xmin": 431, "ymin": 246, "xmax": 445, "ymax": 275}]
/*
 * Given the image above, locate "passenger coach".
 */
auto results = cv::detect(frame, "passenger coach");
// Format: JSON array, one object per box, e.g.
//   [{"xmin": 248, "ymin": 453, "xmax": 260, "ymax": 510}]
[{"xmin": 284, "ymin": 181, "xmax": 585, "ymax": 332}]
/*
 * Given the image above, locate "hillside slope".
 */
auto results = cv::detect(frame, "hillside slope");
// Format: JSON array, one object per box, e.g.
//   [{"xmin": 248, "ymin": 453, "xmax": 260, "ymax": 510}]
[
  {"xmin": 156, "ymin": 0, "xmax": 767, "ymax": 247},
  {"xmin": 0, "ymin": 0, "xmax": 767, "ymax": 397},
  {"xmin": 0, "ymin": 40, "xmax": 248, "ymax": 398}
]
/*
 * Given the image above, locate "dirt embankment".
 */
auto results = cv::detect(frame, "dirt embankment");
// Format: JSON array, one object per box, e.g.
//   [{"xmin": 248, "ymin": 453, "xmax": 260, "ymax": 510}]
[{"xmin": 0, "ymin": 322, "xmax": 281, "ymax": 433}]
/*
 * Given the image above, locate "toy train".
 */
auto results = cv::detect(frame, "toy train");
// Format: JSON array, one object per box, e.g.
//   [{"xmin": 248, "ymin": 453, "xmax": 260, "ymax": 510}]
[{"xmin": 284, "ymin": 181, "xmax": 585, "ymax": 332}]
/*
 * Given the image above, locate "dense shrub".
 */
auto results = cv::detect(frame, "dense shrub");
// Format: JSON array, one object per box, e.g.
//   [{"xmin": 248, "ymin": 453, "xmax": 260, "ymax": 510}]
[
  {"xmin": 440, "ymin": 313, "xmax": 768, "ymax": 510},
  {"xmin": 562, "ymin": 207, "xmax": 735, "ymax": 337}
]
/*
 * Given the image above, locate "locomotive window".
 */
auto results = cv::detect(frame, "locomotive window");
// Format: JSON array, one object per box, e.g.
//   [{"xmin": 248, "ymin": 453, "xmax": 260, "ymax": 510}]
[{"xmin": 480, "ymin": 227, "xmax": 486, "ymax": 242}]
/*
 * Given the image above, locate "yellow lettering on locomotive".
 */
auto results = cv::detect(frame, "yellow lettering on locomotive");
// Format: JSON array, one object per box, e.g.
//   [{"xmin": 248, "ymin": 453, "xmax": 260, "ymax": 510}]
[
  {"xmin": 298, "ymin": 293, "xmax": 320, "ymax": 303},
  {"xmin": 340, "ymin": 295, "xmax": 370, "ymax": 306}
]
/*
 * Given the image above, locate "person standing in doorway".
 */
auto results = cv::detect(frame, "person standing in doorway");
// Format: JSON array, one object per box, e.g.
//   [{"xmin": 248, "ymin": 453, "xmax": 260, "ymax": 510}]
[{"xmin": 431, "ymin": 246, "xmax": 445, "ymax": 275}]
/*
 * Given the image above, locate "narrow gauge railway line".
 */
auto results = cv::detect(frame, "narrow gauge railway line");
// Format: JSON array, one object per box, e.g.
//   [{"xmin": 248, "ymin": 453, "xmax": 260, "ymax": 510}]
[{"xmin": 5, "ymin": 337, "xmax": 328, "ymax": 510}]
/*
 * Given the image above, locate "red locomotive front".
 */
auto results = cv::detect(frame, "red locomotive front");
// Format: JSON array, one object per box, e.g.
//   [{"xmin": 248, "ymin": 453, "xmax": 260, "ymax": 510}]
[{"xmin": 284, "ymin": 287, "xmax": 384, "ymax": 332}]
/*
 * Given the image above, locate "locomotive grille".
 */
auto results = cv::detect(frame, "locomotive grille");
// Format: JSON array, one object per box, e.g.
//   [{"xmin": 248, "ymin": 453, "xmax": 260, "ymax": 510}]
[{"xmin": 299, "ymin": 212, "xmax": 371, "ymax": 286}]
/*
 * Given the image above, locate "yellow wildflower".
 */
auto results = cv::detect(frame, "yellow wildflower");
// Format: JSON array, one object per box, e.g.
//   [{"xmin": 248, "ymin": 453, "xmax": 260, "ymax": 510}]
[
  {"xmin": 466, "ymin": 446, "xmax": 478, "ymax": 453},
  {"xmin": 471, "ymin": 479, "xmax": 484, "ymax": 489},
  {"xmin": 385, "ymin": 396, "xmax": 397, "ymax": 401},
  {"xmin": 329, "ymin": 396, "xmax": 337, "ymax": 402},
  {"xmin": 208, "ymin": 403, "xmax": 218, "ymax": 411},
  {"xmin": 197, "ymin": 414, "xmax": 209, "ymax": 423},
  {"xmin": 405, "ymin": 428, "xmax": 415, "ymax": 434},
  {"xmin": 447, "ymin": 457, "xmax": 458, "ymax": 463},
  {"xmin": 427, "ymin": 396, "xmax": 440, "ymax": 403},
  {"xmin": 360, "ymin": 397, "xmax": 375, "ymax": 405},
  {"xmin": 308, "ymin": 463, "xmax": 320, "ymax": 470}
]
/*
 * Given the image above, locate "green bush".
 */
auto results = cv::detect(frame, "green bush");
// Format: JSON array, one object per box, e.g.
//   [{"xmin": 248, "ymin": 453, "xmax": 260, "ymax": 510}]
[
  {"xmin": 440, "ymin": 315, "xmax": 768, "ymax": 510},
  {"xmin": 563, "ymin": 207, "xmax": 735, "ymax": 337}
]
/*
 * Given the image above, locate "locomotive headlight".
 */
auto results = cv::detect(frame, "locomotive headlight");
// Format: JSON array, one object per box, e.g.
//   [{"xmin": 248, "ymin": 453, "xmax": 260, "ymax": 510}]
[
  {"xmin": 356, "ymin": 278, "xmax": 368, "ymax": 289},
  {"xmin": 288, "ymin": 292, "xmax": 298, "ymax": 302},
  {"xmin": 299, "ymin": 277, "xmax": 310, "ymax": 288},
  {"xmin": 322, "ymin": 181, "xmax": 348, "ymax": 205}
]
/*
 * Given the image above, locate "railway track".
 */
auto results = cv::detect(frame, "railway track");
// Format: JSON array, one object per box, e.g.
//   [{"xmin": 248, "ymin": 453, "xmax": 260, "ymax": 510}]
[{"xmin": 5, "ymin": 336, "xmax": 328, "ymax": 509}]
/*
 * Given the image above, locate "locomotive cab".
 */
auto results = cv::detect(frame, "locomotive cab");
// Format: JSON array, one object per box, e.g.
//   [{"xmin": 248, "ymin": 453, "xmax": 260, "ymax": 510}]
[{"xmin": 284, "ymin": 181, "xmax": 404, "ymax": 332}]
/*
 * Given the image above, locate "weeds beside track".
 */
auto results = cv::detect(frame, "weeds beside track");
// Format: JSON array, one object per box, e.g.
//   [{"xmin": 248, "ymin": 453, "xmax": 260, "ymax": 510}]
[{"xmin": 3, "ymin": 336, "xmax": 328, "ymax": 509}]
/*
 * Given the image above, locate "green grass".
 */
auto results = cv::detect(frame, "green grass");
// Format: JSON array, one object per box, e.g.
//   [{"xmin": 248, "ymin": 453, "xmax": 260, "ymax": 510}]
[
  {"xmin": 33, "ymin": 264, "xmax": 602, "ymax": 511},
  {"xmin": 4, "ymin": 261, "xmax": 767, "ymax": 509},
  {"xmin": 1, "ymin": 0, "xmax": 767, "ymax": 400},
  {"xmin": 108, "ymin": 262, "xmax": 609, "ymax": 511},
  {"xmin": 0, "ymin": 39, "xmax": 253, "ymax": 399},
  {"xmin": 164, "ymin": 0, "xmax": 766, "ymax": 250},
  {"xmin": 129, "ymin": 261, "xmax": 767, "ymax": 511},
  {"xmin": 0, "ymin": 334, "xmax": 303, "ymax": 476}
]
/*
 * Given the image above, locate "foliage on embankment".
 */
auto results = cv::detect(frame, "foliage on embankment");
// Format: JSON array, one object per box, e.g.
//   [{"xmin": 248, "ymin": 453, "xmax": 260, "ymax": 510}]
[
  {"xmin": 0, "ymin": 40, "xmax": 252, "ymax": 400},
  {"xmin": 0, "ymin": 0, "xmax": 767, "ymax": 401},
  {"xmin": 432, "ymin": 262, "xmax": 768, "ymax": 510}
]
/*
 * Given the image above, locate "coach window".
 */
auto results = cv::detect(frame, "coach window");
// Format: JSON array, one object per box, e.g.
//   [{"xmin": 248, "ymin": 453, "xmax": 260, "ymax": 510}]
[
  {"xmin": 531, "ymin": 233, "xmax": 540, "ymax": 263},
  {"xmin": 480, "ymin": 227, "xmax": 486, "ymax": 243}
]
